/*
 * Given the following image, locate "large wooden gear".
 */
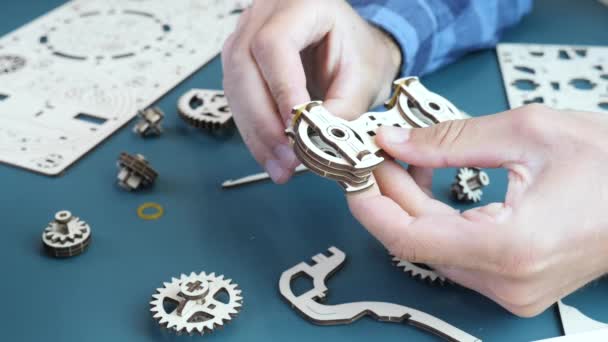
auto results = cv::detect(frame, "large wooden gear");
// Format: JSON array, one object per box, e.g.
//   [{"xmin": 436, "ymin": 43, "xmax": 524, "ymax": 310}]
[
  {"xmin": 150, "ymin": 271, "xmax": 243, "ymax": 336},
  {"xmin": 177, "ymin": 89, "xmax": 233, "ymax": 131},
  {"xmin": 286, "ymin": 77, "xmax": 464, "ymax": 193}
]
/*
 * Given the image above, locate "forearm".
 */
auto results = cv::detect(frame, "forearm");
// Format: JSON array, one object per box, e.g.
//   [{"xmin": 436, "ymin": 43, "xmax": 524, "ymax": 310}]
[{"xmin": 350, "ymin": 0, "xmax": 533, "ymax": 76}]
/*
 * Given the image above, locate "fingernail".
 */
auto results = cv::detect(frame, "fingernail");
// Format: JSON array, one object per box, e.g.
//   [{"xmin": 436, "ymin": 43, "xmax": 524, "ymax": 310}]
[
  {"xmin": 380, "ymin": 126, "xmax": 410, "ymax": 144},
  {"xmin": 265, "ymin": 159, "xmax": 286, "ymax": 183},
  {"xmin": 274, "ymin": 144, "xmax": 298, "ymax": 168}
]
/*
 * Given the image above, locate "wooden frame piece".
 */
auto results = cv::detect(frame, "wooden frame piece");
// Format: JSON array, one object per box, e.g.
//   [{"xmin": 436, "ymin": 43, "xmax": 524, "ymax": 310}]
[{"xmin": 285, "ymin": 77, "xmax": 464, "ymax": 193}]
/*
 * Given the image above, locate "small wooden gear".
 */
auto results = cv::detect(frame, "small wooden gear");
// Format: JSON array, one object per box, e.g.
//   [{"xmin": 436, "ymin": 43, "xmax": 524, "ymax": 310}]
[
  {"xmin": 177, "ymin": 89, "xmax": 233, "ymax": 131},
  {"xmin": 133, "ymin": 107, "xmax": 164, "ymax": 137},
  {"xmin": 116, "ymin": 153, "xmax": 158, "ymax": 191},
  {"xmin": 451, "ymin": 167, "xmax": 490, "ymax": 203},
  {"xmin": 42, "ymin": 210, "xmax": 91, "ymax": 258},
  {"xmin": 286, "ymin": 77, "xmax": 464, "ymax": 193}
]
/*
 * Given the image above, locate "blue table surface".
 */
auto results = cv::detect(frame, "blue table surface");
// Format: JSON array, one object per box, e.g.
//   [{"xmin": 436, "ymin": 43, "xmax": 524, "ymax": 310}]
[{"xmin": 1, "ymin": 1, "xmax": 607, "ymax": 341}]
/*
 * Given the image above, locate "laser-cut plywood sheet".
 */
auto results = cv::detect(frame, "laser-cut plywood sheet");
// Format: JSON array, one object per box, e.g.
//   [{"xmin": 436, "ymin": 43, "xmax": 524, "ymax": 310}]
[
  {"xmin": 0, "ymin": 0, "xmax": 248, "ymax": 175},
  {"xmin": 497, "ymin": 43, "xmax": 608, "ymax": 113}
]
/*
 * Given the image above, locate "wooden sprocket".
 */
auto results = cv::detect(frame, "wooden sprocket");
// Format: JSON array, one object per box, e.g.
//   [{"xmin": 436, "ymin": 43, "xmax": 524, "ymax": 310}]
[{"xmin": 286, "ymin": 77, "xmax": 464, "ymax": 192}]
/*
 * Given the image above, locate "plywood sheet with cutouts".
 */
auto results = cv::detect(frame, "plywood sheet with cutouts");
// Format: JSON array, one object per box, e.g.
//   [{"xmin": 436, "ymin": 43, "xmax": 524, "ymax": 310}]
[
  {"xmin": 497, "ymin": 43, "xmax": 608, "ymax": 113},
  {"xmin": 0, "ymin": 0, "xmax": 247, "ymax": 175}
]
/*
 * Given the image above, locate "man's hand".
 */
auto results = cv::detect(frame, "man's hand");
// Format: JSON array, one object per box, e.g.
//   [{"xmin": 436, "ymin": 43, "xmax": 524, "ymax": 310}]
[
  {"xmin": 222, "ymin": 0, "xmax": 402, "ymax": 183},
  {"xmin": 348, "ymin": 104, "xmax": 608, "ymax": 317}
]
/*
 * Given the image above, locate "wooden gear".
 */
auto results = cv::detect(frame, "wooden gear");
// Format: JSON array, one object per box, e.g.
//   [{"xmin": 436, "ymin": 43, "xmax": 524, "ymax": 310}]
[
  {"xmin": 286, "ymin": 77, "xmax": 464, "ymax": 193},
  {"xmin": 150, "ymin": 271, "xmax": 243, "ymax": 335},
  {"xmin": 451, "ymin": 167, "xmax": 490, "ymax": 203},
  {"xmin": 116, "ymin": 153, "xmax": 158, "ymax": 191},
  {"xmin": 41, "ymin": 210, "xmax": 91, "ymax": 258},
  {"xmin": 177, "ymin": 89, "xmax": 233, "ymax": 131},
  {"xmin": 133, "ymin": 107, "xmax": 164, "ymax": 137}
]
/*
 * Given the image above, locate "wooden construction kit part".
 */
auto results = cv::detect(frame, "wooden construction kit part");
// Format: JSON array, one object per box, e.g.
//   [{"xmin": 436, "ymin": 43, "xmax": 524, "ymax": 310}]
[
  {"xmin": 150, "ymin": 271, "xmax": 243, "ymax": 336},
  {"xmin": 116, "ymin": 152, "xmax": 158, "ymax": 191},
  {"xmin": 41, "ymin": 210, "xmax": 91, "ymax": 258},
  {"xmin": 177, "ymin": 89, "xmax": 233, "ymax": 131},
  {"xmin": 391, "ymin": 255, "xmax": 447, "ymax": 285},
  {"xmin": 222, "ymin": 164, "xmax": 309, "ymax": 189},
  {"xmin": 497, "ymin": 43, "xmax": 608, "ymax": 114},
  {"xmin": 286, "ymin": 77, "xmax": 465, "ymax": 193},
  {"xmin": 279, "ymin": 247, "xmax": 481, "ymax": 342},
  {"xmin": 535, "ymin": 301, "xmax": 608, "ymax": 341},
  {"xmin": 557, "ymin": 300, "xmax": 608, "ymax": 337},
  {"xmin": 451, "ymin": 167, "xmax": 490, "ymax": 203},
  {"xmin": 133, "ymin": 107, "xmax": 164, "ymax": 137},
  {"xmin": 0, "ymin": 0, "xmax": 248, "ymax": 176}
]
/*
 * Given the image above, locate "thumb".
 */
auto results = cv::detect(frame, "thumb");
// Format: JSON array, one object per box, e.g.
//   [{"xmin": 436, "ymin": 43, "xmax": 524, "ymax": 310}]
[{"xmin": 375, "ymin": 109, "xmax": 535, "ymax": 169}]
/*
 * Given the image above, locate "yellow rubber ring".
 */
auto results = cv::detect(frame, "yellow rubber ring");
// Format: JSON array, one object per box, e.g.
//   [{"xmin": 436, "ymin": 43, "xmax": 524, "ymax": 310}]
[{"xmin": 137, "ymin": 202, "xmax": 164, "ymax": 221}]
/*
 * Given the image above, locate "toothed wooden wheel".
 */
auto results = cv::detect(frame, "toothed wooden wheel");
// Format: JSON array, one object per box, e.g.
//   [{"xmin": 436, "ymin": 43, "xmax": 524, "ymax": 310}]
[
  {"xmin": 41, "ymin": 210, "xmax": 91, "ymax": 258},
  {"xmin": 150, "ymin": 271, "xmax": 243, "ymax": 336}
]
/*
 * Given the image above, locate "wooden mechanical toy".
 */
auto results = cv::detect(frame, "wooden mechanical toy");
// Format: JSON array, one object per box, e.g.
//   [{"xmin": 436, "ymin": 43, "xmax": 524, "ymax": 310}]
[{"xmin": 286, "ymin": 77, "xmax": 465, "ymax": 193}]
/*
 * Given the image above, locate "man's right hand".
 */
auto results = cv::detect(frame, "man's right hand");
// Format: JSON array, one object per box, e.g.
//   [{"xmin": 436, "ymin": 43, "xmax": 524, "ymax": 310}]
[
  {"xmin": 222, "ymin": 0, "xmax": 402, "ymax": 183},
  {"xmin": 348, "ymin": 104, "xmax": 608, "ymax": 317}
]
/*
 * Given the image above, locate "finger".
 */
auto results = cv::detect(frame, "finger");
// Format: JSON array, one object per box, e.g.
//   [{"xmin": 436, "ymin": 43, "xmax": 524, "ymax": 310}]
[
  {"xmin": 374, "ymin": 161, "xmax": 454, "ymax": 217},
  {"xmin": 375, "ymin": 107, "xmax": 544, "ymax": 170},
  {"xmin": 223, "ymin": 58, "xmax": 297, "ymax": 183},
  {"xmin": 251, "ymin": 4, "xmax": 333, "ymax": 121},
  {"xmin": 347, "ymin": 193, "xmax": 500, "ymax": 270},
  {"xmin": 222, "ymin": 6, "xmax": 299, "ymax": 183},
  {"xmin": 321, "ymin": 71, "xmax": 379, "ymax": 120},
  {"xmin": 299, "ymin": 44, "xmax": 378, "ymax": 120},
  {"xmin": 407, "ymin": 165, "xmax": 433, "ymax": 197},
  {"xmin": 321, "ymin": 10, "xmax": 398, "ymax": 117}
]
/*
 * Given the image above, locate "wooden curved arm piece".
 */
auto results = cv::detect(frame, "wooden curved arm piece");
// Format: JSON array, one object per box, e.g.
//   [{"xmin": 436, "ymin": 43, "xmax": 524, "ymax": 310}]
[{"xmin": 279, "ymin": 247, "xmax": 481, "ymax": 342}]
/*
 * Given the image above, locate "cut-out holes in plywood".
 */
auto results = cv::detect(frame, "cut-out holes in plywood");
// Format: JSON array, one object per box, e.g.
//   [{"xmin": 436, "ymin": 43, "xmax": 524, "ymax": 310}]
[
  {"xmin": 497, "ymin": 43, "xmax": 608, "ymax": 114},
  {"xmin": 0, "ymin": 0, "xmax": 250, "ymax": 176}
]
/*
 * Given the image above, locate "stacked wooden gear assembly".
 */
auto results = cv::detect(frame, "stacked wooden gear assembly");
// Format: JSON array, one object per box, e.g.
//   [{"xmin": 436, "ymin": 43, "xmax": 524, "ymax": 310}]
[
  {"xmin": 286, "ymin": 77, "xmax": 465, "ymax": 192},
  {"xmin": 41, "ymin": 210, "xmax": 92, "ymax": 258},
  {"xmin": 116, "ymin": 153, "xmax": 158, "ymax": 191}
]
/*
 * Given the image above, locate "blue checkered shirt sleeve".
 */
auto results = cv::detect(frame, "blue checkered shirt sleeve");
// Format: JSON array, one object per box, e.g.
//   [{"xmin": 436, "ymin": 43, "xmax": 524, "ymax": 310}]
[{"xmin": 350, "ymin": 0, "xmax": 533, "ymax": 76}]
